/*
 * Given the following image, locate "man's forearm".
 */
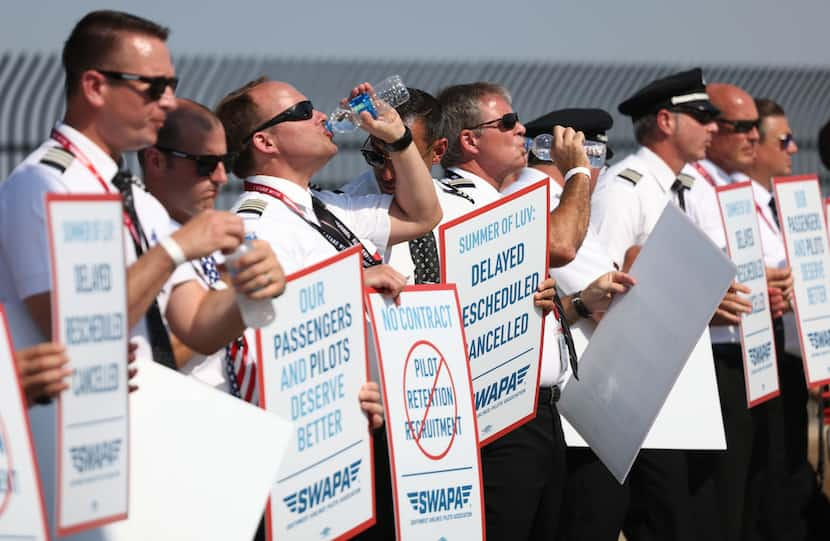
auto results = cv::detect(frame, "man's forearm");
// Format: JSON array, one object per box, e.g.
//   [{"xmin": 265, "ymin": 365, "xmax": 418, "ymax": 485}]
[
  {"xmin": 126, "ymin": 245, "xmax": 177, "ymax": 328},
  {"xmin": 388, "ymin": 145, "xmax": 441, "ymax": 243},
  {"xmin": 169, "ymin": 287, "xmax": 245, "ymax": 355},
  {"xmin": 549, "ymin": 175, "xmax": 590, "ymax": 267}
]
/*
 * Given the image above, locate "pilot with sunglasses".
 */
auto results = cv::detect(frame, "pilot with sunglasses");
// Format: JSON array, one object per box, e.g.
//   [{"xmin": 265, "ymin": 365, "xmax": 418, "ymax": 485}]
[
  {"xmin": 590, "ymin": 68, "xmax": 740, "ymax": 541},
  {"xmin": 0, "ymin": 11, "xmax": 285, "ymax": 400},
  {"xmin": 435, "ymin": 81, "xmax": 593, "ymax": 541},
  {"xmin": 683, "ymin": 88, "xmax": 805, "ymax": 540}
]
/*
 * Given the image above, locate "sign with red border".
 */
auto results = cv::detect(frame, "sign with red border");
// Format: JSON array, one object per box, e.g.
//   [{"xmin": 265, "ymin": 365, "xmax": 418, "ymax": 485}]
[
  {"xmin": 366, "ymin": 285, "xmax": 484, "ymax": 541},
  {"xmin": 0, "ymin": 306, "xmax": 50, "ymax": 540},
  {"xmin": 716, "ymin": 181, "xmax": 780, "ymax": 406},
  {"xmin": 257, "ymin": 246, "xmax": 375, "ymax": 541},
  {"xmin": 773, "ymin": 175, "xmax": 830, "ymax": 386},
  {"xmin": 438, "ymin": 180, "xmax": 549, "ymax": 445},
  {"xmin": 45, "ymin": 194, "xmax": 129, "ymax": 535}
]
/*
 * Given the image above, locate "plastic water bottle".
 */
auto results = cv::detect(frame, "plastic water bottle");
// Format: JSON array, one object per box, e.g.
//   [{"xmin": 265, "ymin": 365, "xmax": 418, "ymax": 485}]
[
  {"xmin": 525, "ymin": 135, "xmax": 607, "ymax": 168},
  {"xmin": 225, "ymin": 239, "xmax": 276, "ymax": 328},
  {"xmin": 327, "ymin": 75, "xmax": 410, "ymax": 134}
]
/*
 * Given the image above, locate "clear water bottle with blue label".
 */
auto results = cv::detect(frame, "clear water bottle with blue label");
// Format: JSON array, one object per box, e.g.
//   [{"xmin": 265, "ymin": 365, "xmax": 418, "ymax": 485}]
[
  {"xmin": 327, "ymin": 75, "xmax": 410, "ymax": 134},
  {"xmin": 525, "ymin": 135, "xmax": 607, "ymax": 168},
  {"xmin": 225, "ymin": 237, "xmax": 276, "ymax": 329}
]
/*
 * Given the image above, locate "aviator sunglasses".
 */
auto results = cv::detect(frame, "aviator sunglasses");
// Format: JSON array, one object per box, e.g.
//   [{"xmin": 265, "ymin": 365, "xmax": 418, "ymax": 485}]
[
  {"xmin": 717, "ymin": 117, "xmax": 762, "ymax": 134},
  {"xmin": 778, "ymin": 132, "xmax": 795, "ymax": 149},
  {"xmin": 155, "ymin": 146, "xmax": 238, "ymax": 177},
  {"xmin": 670, "ymin": 106, "xmax": 720, "ymax": 125},
  {"xmin": 466, "ymin": 112, "xmax": 520, "ymax": 132},
  {"xmin": 98, "ymin": 70, "xmax": 179, "ymax": 101},
  {"xmin": 243, "ymin": 100, "xmax": 315, "ymax": 144}
]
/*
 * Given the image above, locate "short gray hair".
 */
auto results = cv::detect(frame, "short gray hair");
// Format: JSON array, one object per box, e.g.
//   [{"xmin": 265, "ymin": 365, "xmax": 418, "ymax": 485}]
[
  {"xmin": 436, "ymin": 82, "xmax": 512, "ymax": 168},
  {"xmin": 633, "ymin": 113, "xmax": 659, "ymax": 145}
]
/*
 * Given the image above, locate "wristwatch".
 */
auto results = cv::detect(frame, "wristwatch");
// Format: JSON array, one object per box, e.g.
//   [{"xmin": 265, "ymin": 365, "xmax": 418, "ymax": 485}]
[
  {"xmin": 385, "ymin": 126, "xmax": 413, "ymax": 152},
  {"xmin": 572, "ymin": 290, "xmax": 592, "ymax": 319}
]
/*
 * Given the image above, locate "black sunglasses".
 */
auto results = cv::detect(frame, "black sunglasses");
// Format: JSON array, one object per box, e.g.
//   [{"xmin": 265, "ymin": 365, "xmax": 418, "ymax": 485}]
[
  {"xmin": 156, "ymin": 146, "xmax": 237, "ymax": 177},
  {"xmin": 466, "ymin": 112, "xmax": 519, "ymax": 132},
  {"xmin": 717, "ymin": 117, "xmax": 761, "ymax": 133},
  {"xmin": 778, "ymin": 132, "xmax": 795, "ymax": 149},
  {"xmin": 244, "ymin": 100, "xmax": 314, "ymax": 143},
  {"xmin": 98, "ymin": 70, "xmax": 178, "ymax": 101},
  {"xmin": 670, "ymin": 106, "xmax": 719, "ymax": 125},
  {"xmin": 361, "ymin": 146, "xmax": 388, "ymax": 169}
]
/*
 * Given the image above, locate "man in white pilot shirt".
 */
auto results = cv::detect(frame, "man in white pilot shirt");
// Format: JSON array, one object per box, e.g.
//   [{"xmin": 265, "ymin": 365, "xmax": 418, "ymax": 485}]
[{"xmin": 502, "ymin": 107, "xmax": 636, "ymax": 541}]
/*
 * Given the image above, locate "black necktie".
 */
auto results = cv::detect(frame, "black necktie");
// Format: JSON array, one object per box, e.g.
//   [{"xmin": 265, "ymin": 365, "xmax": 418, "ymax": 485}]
[
  {"xmin": 111, "ymin": 171, "xmax": 176, "ymax": 370},
  {"xmin": 672, "ymin": 173, "xmax": 694, "ymax": 212},
  {"xmin": 409, "ymin": 233, "xmax": 441, "ymax": 284},
  {"xmin": 552, "ymin": 291, "xmax": 578, "ymax": 380},
  {"xmin": 769, "ymin": 196, "xmax": 780, "ymax": 229}
]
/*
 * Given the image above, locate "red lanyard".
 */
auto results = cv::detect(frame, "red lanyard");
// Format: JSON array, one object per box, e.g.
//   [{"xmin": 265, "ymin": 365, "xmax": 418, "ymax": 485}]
[
  {"xmin": 691, "ymin": 161, "xmax": 777, "ymax": 233},
  {"xmin": 243, "ymin": 181, "xmax": 303, "ymax": 214},
  {"xmin": 50, "ymin": 128, "xmax": 141, "ymax": 245},
  {"xmin": 243, "ymin": 181, "xmax": 382, "ymax": 267}
]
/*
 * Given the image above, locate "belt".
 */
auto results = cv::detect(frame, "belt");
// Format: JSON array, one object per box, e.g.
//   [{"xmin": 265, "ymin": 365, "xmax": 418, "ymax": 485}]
[{"xmin": 539, "ymin": 385, "xmax": 561, "ymax": 405}]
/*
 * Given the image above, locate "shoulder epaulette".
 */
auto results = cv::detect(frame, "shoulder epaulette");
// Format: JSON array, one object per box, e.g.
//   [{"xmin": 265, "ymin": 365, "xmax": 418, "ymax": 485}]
[
  {"xmin": 617, "ymin": 168, "xmax": 642, "ymax": 186},
  {"xmin": 236, "ymin": 198, "xmax": 268, "ymax": 217},
  {"xmin": 444, "ymin": 177, "xmax": 476, "ymax": 189},
  {"xmin": 39, "ymin": 147, "xmax": 75, "ymax": 173},
  {"xmin": 437, "ymin": 179, "xmax": 475, "ymax": 205},
  {"xmin": 676, "ymin": 173, "xmax": 695, "ymax": 190}
]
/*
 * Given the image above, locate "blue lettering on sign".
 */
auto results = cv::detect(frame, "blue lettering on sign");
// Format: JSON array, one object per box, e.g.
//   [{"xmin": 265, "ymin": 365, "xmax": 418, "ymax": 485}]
[
  {"xmin": 282, "ymin": 460, "xmax": 361, "ymax": 514},
  {"xmin": 70, "ymin": 439, "xmax": 122, "ymax": 473},
  {"xmin": 73, "ymin": 363, "xmax": 119, "ymax": 395},
  {"xmin": 74, "ymin": 263, "xmax": 112, "ymax": 292},
  {"xmin": 458, "ymin": 221, "xmax": 500, "ymax": 254},
  {"xmin": 801, "ymin": 261, "xmax": 825, "ymax": 282},
  {"xmin": 747, "ymin": 342, "xmax": 772, "ymax": 366},
  {"xmin": 471, "ymin": 243, "xmax": 525, "ymax": 286},
  {"xmin": 794, "ymin": 189, "xmax": 807, "ymax": 209},
  {"xmin": 808, "ymin": 285, "xmax": 827, "ymax": 305},
  {"xmin": 0, "ymin": 469, "xmax": 18, "ymax": 494},
  {"xmin": 407, "ymin": 484, "xmax": 472, "ymax": 514},
  {"xmin": 62, "ymin": 220, "xmax": 114, "ymax": 242},
  {"xmin": 736, "ymin": 260, "xmax": 764, "ymax": 283},
  {"xmin": 469, "ymin": 313, "xmax": 530, "ymax": 359},
  {"xmin": 750, "ymin": 293, "xmax": 767, "ymax": 314},
  {"xmin": 786, "ymin": 213, "xmax": 821, "ymax": 233},
  {"xmin": 735, "ymin": 228, "xmax": 754, "ymax": 249},
  {"xmin": 272, "ymin": 304, "xmax": 352, "ymax": 358},
  {"xmin": 725, "ymin": 200, "xmax": 752, "ymax": 217},
  {"xmin": 807, "ymin": 329, "xmax": 830, "ymax": 352},
  {"xmin": 794, "ymin": 236, "xmax": 825, "ymax": 257},
  {"xmin": 474, "ymin": 364, "xmax": 529, "ymax": 410}
]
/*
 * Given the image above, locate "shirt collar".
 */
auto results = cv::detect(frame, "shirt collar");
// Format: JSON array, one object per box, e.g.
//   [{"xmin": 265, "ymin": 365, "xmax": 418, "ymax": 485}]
[
  {"xmin": 636, "ymin": 146, "xmax": 676, "ymax": 193},
  {"xmin": 447, "ymin": 166, "xmax": 502, "ymax": 199},
  {"xmin": 699, "ymin": 159, "xmax": 733, "ymax": 186},
  {"xmin": 54, "ymin": 121, "xmax": 119, "ymax": 185},
  {"xmin": 246, "ymin": 175, "xmax": 313, "ymax": 210},
  {"xmin": 501, "ymin": 167, "xmax": 551, "ymax": 196}
]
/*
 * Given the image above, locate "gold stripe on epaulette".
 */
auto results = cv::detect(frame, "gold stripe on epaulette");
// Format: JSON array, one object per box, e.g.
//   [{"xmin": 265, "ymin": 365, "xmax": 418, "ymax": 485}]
[
  {"xmin": 39, "ymin": 147, "xmax": 75, "ymax": 173},
  {"xmin": 236, "ymin": 199, "xmax": 268, "ymax": 216},
  {"xmin": 676, "ymin": 173, "xmax": 695, "ymax": 190},
  {"xmin": 617, "ymin": 168, "xmax": 643, "ymax": 185}
]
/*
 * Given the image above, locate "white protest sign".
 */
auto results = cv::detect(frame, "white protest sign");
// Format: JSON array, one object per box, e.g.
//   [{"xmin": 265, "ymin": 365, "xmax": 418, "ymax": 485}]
[
  {"xmin": 717, "ymin": 182, "xmax": 780, "ymax": 406},
  {"xmin": 439, "ymin": 180, "xmax": 549, "ymax": 445},
  {"xmin": 257, "ymin": 246, "xmax": 374, "ymax": 541},
  {"xmin": 46, "ymin": 194, "xmax": 128, "ymax": 535},
  {"xmin": 366, "ymin": 285, "xmax": 484, "ymax": 541},
  {"xmin": 563, "ymin": 325, "xmax": 726, "ymax": 450},
  {"xmin": 28, "ymin": 358, "xmax": 292, "ymax": 541},
  {"xmin": 558, "ymin": 205, "xmax": 735, "ymax": 482},
  {"xmin": 0, "ymin": 307, "xmax": 50, "ymax": 541},
  {"xmin": 774, "ymin": 175, "xmax": 830, "ymax": 386}
]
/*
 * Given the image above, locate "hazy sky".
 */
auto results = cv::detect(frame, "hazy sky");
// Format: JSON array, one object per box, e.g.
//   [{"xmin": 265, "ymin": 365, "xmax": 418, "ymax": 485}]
[{"xmin": 1, "ymin": 0, "xmax": 828, "ymax": 67}]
